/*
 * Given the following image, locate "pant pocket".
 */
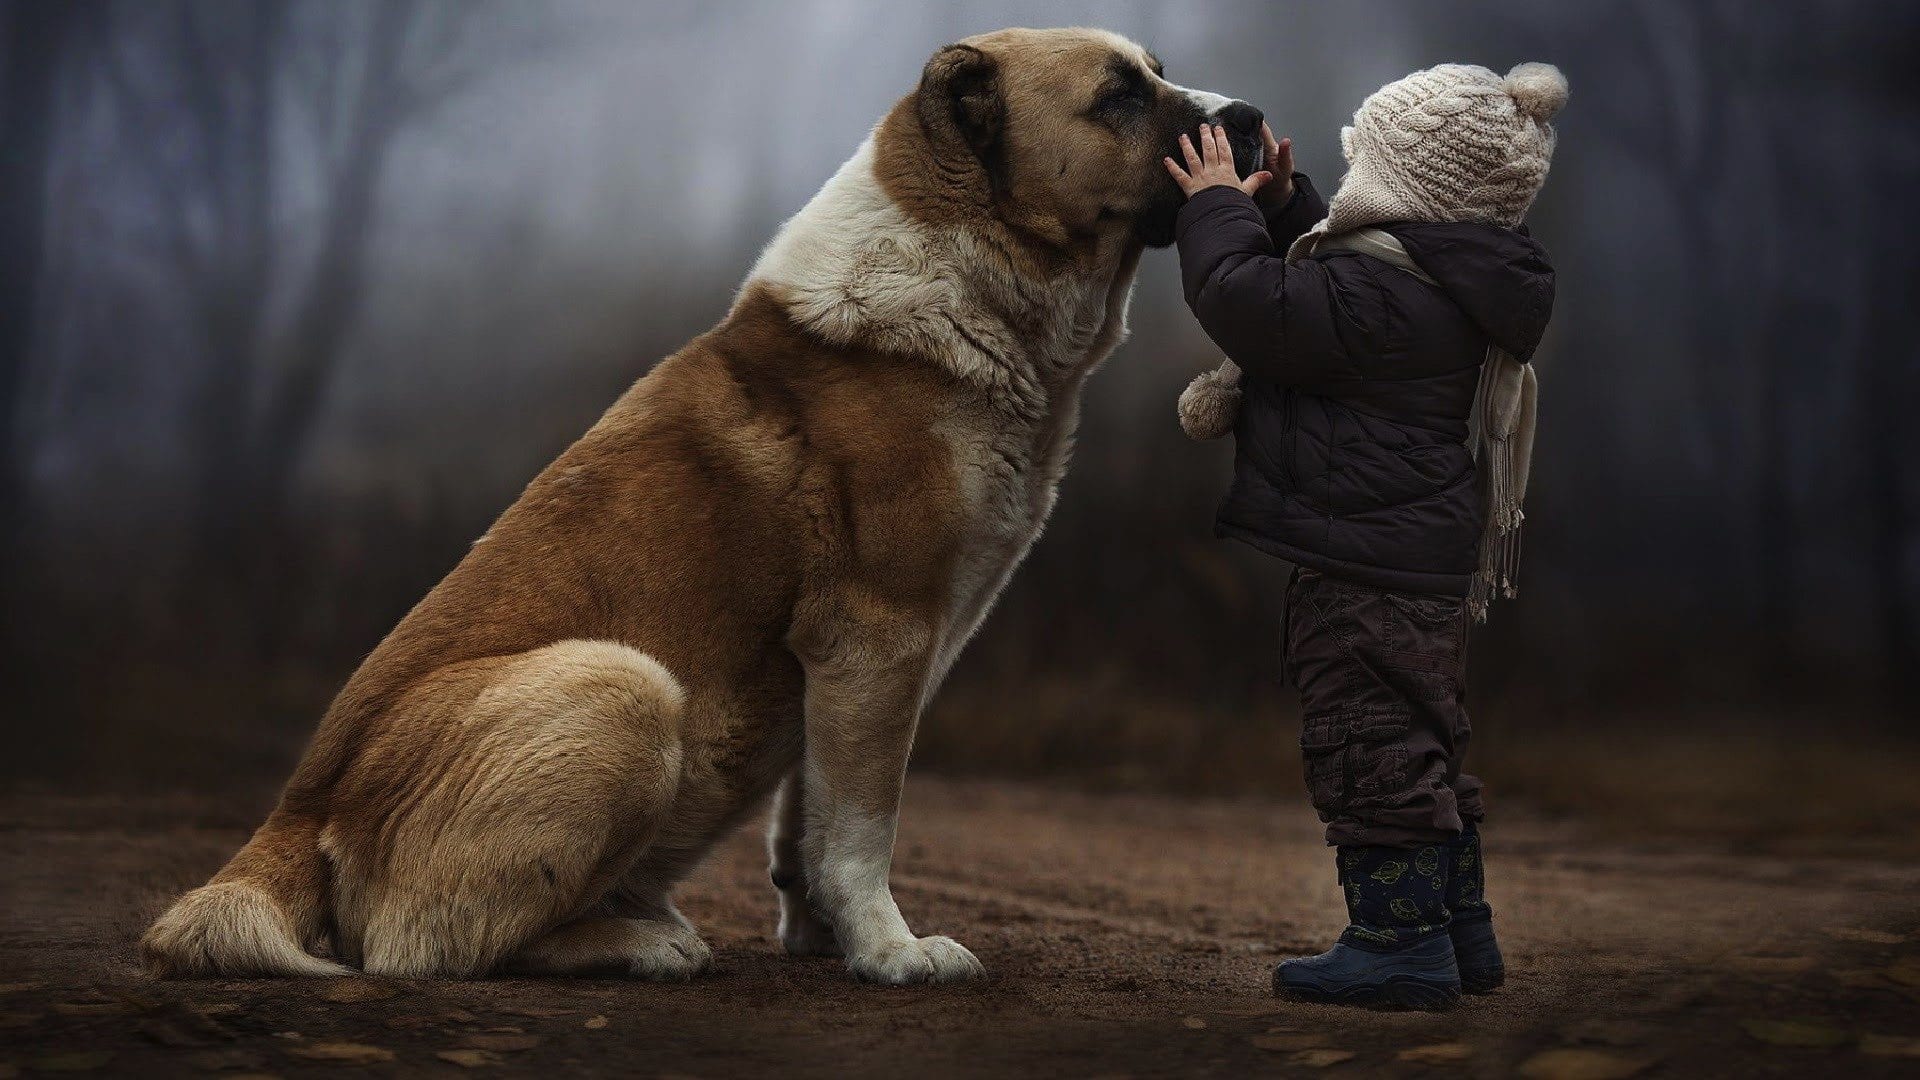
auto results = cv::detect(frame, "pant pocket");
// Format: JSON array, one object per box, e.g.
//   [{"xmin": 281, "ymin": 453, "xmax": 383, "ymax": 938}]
[
  {"xmin": 1300, "ymin": 707, "xmax": 1411, "ymax": 815},
  {"xmin": 1379, "ymin": 649, "xmax": 1463, "ymax": 703},
  {"xmin": 1380, "ymin": 591, "xmax": 1465, "ymax": 661},
  {"xmin": 1345, "ymin": 707, "xmax": 1412, "ymax": 797},
  {"xmin": 1299, "ymin": 711, "xmax": 1347, "ymax": 813}
]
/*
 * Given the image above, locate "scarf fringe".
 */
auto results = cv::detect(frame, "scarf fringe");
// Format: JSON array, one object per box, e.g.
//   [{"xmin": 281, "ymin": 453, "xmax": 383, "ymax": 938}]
[{"xmin": 1466, "ymin": 346, "xmax": 1534, "ymax": 623}]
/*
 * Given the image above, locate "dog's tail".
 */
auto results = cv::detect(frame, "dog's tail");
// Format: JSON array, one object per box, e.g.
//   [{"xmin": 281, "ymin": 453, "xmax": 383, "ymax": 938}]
[{"xmin": 142, "ymin": 808, "xmax": 350, "ymax": 978}]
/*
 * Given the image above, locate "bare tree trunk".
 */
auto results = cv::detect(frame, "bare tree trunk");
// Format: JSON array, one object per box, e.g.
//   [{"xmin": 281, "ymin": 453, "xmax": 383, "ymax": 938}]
[
  {"xmin": 1751, "ymin": 150, "xmax": 1800, "ymax": 669},
  {"xmin": 89, "ymin": 1, "xmax": 516, "ymax": 658},
  {"xmin": 180, "ymin": 2, "xmax": 281, "ymax": 579},
  {"xmin": 0, "ymin": 1, "xmax": 101, "ymax": 716},
  {"xmin": 1861, "ymin": 176, "xmax": 1918, "ymax": 691},
  {"xmin": 239, "ymin": 4, "xmax": 411, "ymax": 546},
  {"xmin": 0, "ymin": 3, "xmax": 87, "ymax": 579},
  {"xmin": 229, "ymin": 5, "xmax": 415, "ymax": 657}
]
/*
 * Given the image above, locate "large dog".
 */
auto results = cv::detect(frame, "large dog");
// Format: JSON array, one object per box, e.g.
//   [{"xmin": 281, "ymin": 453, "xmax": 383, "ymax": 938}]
[{"xmin": 143, "ymin": 27, "xmax": 1262, "ymax": 985}]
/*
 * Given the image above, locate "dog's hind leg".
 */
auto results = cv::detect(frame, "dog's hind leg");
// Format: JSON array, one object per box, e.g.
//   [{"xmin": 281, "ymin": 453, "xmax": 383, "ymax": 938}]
[{"xmin": 346, "ymin": 640, "xmax": 688, "ymax": 978}]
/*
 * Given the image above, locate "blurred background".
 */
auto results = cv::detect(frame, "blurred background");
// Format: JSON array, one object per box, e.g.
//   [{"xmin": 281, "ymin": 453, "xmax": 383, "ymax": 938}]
[{"xmin": 4, "ymin": 0, "xmax": 1917, "ymax": 845}]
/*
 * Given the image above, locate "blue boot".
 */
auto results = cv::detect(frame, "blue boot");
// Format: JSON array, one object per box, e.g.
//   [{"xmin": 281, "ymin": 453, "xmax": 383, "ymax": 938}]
[
  {"xmin": 1446, "ymin": 822, "xmax": 1505, "ymax": 992},
  {"xmin": 1274, "ymin": 845, "xmax": 1461, "ymax": 1010}
]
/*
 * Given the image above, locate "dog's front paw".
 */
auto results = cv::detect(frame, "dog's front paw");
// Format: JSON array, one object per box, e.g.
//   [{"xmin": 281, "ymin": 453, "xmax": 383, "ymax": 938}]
[{"xmin": 847, "ymin": 935, "xmax": 985, "ymax": 985}]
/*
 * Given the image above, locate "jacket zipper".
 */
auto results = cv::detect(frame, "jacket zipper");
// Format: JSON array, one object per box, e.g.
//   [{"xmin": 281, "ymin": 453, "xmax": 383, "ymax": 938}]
[{"xmin": 1281, "ymin": 389, "xmax": 1298, "ymax": 487}]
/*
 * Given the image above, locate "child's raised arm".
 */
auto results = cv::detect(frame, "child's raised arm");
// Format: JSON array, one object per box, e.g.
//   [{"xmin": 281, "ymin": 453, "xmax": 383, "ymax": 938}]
[{"xmin": 1170, "ymin": 127, "xmax": 1351, "ymax": 388}]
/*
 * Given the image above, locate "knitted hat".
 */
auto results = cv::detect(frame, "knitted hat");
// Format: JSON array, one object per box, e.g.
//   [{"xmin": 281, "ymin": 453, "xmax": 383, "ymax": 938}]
[{"xmin": 1326, "ymin": 62, "xmax": 1567, "ymax": 231}]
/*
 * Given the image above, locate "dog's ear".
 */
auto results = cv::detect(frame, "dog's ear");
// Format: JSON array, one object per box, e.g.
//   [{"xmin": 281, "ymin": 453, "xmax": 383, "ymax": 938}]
[{"xmin": 917, "ymin": 44, "xmax": 1004, "ymax": 177}]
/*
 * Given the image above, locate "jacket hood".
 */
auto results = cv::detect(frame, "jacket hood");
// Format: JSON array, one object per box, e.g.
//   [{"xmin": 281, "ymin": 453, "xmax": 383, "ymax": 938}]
[{"xmin": 1384, "ymin": 222, "xmax": 1555, "ymax": 361}]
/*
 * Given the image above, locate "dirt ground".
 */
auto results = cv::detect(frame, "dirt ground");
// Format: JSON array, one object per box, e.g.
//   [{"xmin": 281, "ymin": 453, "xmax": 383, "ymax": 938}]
[{"xmin": 2, "ymin": 776, "xmax": 1918, "ymax": 1078}]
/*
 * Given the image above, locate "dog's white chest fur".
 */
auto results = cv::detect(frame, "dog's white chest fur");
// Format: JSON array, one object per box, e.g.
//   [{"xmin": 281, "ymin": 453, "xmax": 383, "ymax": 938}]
[{"xmin": 748, "ymin": 136, "xmax": 1136, "ymax": 688}]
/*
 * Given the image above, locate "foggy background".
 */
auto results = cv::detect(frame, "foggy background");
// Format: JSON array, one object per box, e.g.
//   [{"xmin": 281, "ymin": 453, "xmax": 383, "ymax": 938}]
[{"xmin": 5, "ymin": 1, "xmax": 1917, "ymax": 836}]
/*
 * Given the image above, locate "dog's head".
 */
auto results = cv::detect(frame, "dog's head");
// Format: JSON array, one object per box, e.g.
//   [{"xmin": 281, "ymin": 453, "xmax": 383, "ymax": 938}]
[{"xmin": 891, "ymin": 27, "xmax": 1264, "ymax": 252}]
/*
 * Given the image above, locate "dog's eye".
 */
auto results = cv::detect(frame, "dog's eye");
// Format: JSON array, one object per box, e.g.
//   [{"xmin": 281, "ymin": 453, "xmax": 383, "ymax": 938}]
[
  {"xmin": 1095, "ymin": 85, "xmax": 1147, "ymax": 116},
  {"xmin": 1093, "ymin": 59, "xmax": 1154, "ymax": 123}
]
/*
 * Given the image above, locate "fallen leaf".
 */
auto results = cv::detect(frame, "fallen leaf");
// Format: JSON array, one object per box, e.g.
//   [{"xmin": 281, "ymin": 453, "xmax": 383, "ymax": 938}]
[
  {"xmin": 1182, "ymin": 1016, "xmax": 1207, "ymax": 1030},
  {"xmin": 1729, "ymin": 955, "xmax": 1817, "ymax": 976},
  {"xmin": 287, "ymin": 1041, "xmax": 395, "ymax": 1065},
  {"xmin": 1828, "ymin": 927, "xmax": 1906, "ymax": 945},
  {"xmin": 1886, "ymin": 957, "xmax": 1920, "ymax": 988},
  {"xmin": 584, "ymin": 1015, "xmax": 608, "ymax": 1030},
  {"xmin": 137, "ymin": 1018, "xmax": 209, "ymax": 1048},
  {"xmin": 187, "ymin": 1049, "xmax": 268, "ymax": 1071},
  {"xmin": 1861, "ymin": 1034, "xmax": 1920, "ymax": 1057},
  {"xmin": 104, "ymin": 990, "xmax": 162, "ymax": 1011},
  {"xmin": 1516, "ymin": 1048, "xmax": 1651, "ymax": 1080},
  {"xmin": 30, "ymin": 1052, "xmax": 115, "ymax": 1073},
  {"xmin": 1251, "ymin": 1033, "xmax": 1327, "ymax": 1051},
  {"xmin": 438, "ymin": 1049, "xmax": 504, "ymax": 1068},
  {"xmin": 193, "ymin": 1003, "xmax": 244, "ymax": 1018},
  {"xmin": 52, "ymin": 1002, "xmax": 124, "ymax": 1017},
  {"xmin": 319, "ymin": 980, "xmax": 396, "ymax": 1003},
  {"xmin": 1291, "ymin": 1049, "xmax": 1355, "ymax": 1068},
  {"xmin": 441, "ymin": 1008, "xmax": 479, "ymax": 1023},
  {"xmin": 174, "ymin": 1006, "xmax": 238, "ymax": 1043},
  {"xmin": 1557, "ymin": 1020, "xmax": 1657, "ymax": 1047},
  {"xmin": 1740, "ymin": 1018, "xmax": 1851, "ymax": 1048},
  {"xmin": 461, "ymin": 1034, "xmax": 542, "ymax": 1052},
  {"xmin": 482, "ymin": 1025, "xmax": 525, "ymax": 1034},
  {"xmin": 498, "ymin": 1004, "xmax": 574, "ymax": 1018},
  {"xmin": 1207, "ymin": 1001, "xmax": 1287, "ymax": 1018},
  {"xmin": 1398, "ymin": 1042, "xmax": 1471, "ymax": 1064},
  {"xmin": 1831, "ymin": 968, "xmax": 1891, "ymax": 990}
]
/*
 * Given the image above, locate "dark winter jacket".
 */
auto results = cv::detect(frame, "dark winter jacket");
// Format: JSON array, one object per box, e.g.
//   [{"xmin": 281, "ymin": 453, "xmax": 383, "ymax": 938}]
[{"xmin": 1174, "ymin": 176, "xmax": 1555, "ymax": 596}]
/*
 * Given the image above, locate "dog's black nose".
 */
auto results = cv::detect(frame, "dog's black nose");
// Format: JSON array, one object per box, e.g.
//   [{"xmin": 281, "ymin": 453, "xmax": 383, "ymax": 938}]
[{"xmin": 1216, "ymin": 100, "xmax": 1264, "ymax": 137}]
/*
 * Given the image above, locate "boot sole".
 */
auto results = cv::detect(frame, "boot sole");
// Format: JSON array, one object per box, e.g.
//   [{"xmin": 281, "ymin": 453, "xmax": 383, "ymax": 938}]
[{"xmin": 1273, "ymin": 971, "xmax": 1462, "ymax": 1011}]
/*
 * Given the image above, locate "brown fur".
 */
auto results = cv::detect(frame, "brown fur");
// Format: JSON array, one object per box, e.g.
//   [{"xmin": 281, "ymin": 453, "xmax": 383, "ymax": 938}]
[{"xmin": 142, "ymin": 27, "xmax": 1244, "ymax": 983}]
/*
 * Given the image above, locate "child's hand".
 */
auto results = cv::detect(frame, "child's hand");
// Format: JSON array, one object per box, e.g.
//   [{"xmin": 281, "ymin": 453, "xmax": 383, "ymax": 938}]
[
  {"xmin": 1163, "ymin": 123, "xmax": 1273, "ymax": 199},
  {"xmin": 1254, "ymin": 122, "xmax": 1296, "ymax": 208}
]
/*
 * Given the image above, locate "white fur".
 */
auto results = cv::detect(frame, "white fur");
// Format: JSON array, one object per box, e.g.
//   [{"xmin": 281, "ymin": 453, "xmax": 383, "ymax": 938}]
[
  {"xmin": 802, "ymin": 762, "xmax": 982, "ymax": 985},
  {"xmin": 1173, "ymin": 83, "xmax": 1234, "ymax": 115},
  {"xmin": 750, "ymin": 135, "xmax": 1141, "ymax": 698},
  {"xmin": 753, "ymin": 128, "xmax": 1144, "ymax": 984},
  {"xmin": 802, "ymin": 767, "xmax": 910, "ymax": 948},
  {"xmin": 749, "ymin": 137, "xmax": 1034, "ymax": 393}
]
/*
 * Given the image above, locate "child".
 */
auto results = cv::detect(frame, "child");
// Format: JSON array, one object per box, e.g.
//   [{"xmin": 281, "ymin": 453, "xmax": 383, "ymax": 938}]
[{"xmin": 1162, "ymin": 62, "xmax": 1566, "ymax": 1008}]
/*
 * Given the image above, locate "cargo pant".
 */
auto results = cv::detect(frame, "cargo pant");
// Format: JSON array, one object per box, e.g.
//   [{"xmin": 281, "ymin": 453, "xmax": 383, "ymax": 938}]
[{"xmin": 1283, "ymin": 569, "xmax": 1484, "ymax": 847}]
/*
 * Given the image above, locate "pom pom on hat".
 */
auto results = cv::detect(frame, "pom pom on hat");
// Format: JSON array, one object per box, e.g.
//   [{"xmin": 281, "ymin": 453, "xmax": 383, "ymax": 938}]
[{"xmin": 1504, "ymin": 62, "xmax": 1568, "ymax": 123}]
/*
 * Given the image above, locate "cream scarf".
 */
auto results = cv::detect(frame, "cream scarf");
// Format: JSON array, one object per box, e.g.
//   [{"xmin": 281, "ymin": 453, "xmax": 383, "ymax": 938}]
[{"xmin": 1176, "ymin": 226, "xmax": 1536, "ymax": 621}]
